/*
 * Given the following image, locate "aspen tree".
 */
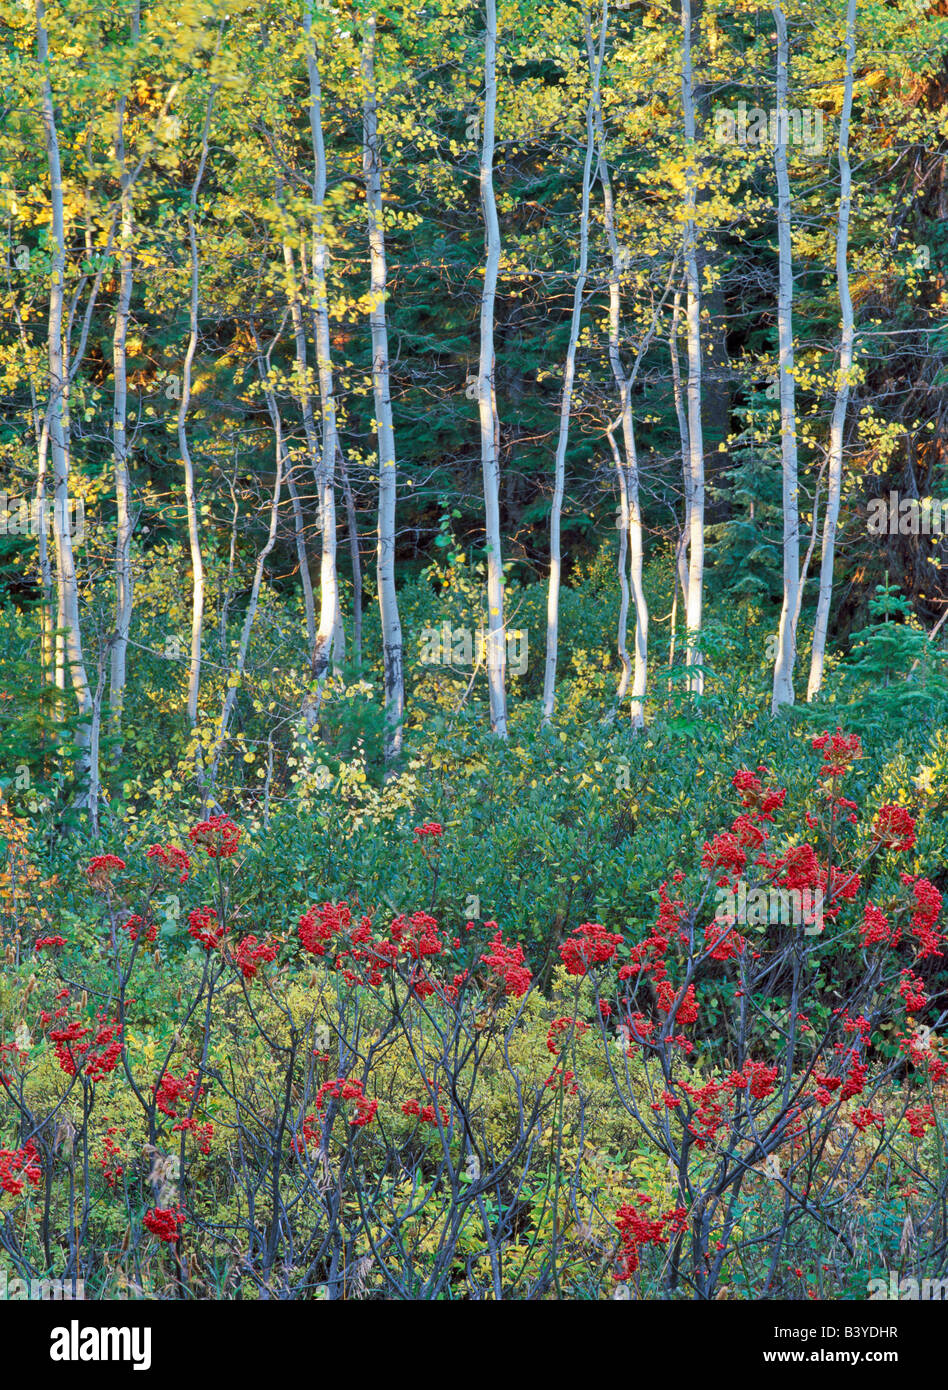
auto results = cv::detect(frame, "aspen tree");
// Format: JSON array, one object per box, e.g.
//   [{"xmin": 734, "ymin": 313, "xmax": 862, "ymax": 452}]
[
  {"xmin": 338, "ymin": 444, "xmax": 362, "ymax": 669},
  {"xmin": 362, "ymin": 10, "xmax": 405, "ymax": 762},
  {"xmin": 302, "ymin": 3, "xmax": 344, "ymax": 723},
  {"xmin": 807, "ymin": 0, "xmax": 856, "ymax": 702},
  {"xmin": 680, "ymin": 0, "xmax": 705, "ymax": 698},
  {"xmin": 542, "ymin": 4, "xmax": 601, "ymax": 726},
  {"xmin": 179, "ymin": 88, "xmax": 215, "ymax": 729},
  {"xmin": 109, "ymin": 0, "xmax": 140, "ymax": 743},
  {"xmin": 477, "ymin": 0, "xmax": 507, "ymax": 737},
  {"xmin": 590, "ymin": 32, "xmax": 651, "ymax": 724},
  {"xmin": 770, "ymin": 0, "xmax": 801, "ymax": 712},
  {"xmin": 276, "ymin": 224, "xmax": 319, "ymax": 658},
  {"xmin": 35, "ymin": 0, "xmax": 93, "ymax": 794},
  {"xmin": 209, "ymin": 330, "xmax": 285, "ymax": 789}
]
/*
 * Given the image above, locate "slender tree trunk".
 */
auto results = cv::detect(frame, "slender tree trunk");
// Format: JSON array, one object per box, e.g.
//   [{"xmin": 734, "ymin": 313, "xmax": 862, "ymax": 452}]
[
  {"xmin": 477, "ymin": 0, "xmax": 507, "ymax": 737},
  {"xmin": 807, "ymin": 0, "xmax": 856, "ymax": 701},
  {"xmin": 669, "ymin": 288, "xmax": 692, "ymax": 618},
  {"xmin": 362, "ymin": 13, "xmax": 404, "ymax": 761},
  {"xmin": 87, "ymin": 641, "xmax": 107, "ymax": 836},
  {"xmin": 542, "ymin": 8, "xmax": 601, "ymax": 726},
  {"xmin": 770, "ymin": 0, "xmax": 800, "ymax": 712},
  {"xmin": 254, "ymin": 294, "xmax": 316, "ymax": 652},
  {"xmin": 12, "ymin": 294, "xmax": 56, "ymax": 692},
  {"xmin": 36, "ymin": 0, "xmax": 94, "ymax": 799},
  {"xmin": 179, "ymin": 91, "xmax": 215, "ymax": 729},
  {"xmin": 607, "ymin": 424, "xmax": 632, "ymax": 704},
  {"xmin": 302, "ymin": 8, "xmax": 343, "ymax": 721},
  {"xmin": 287, "ymin": 465, "xmax": 316, "ymax": 655},
  {"xmin": 338, "ymin": 441, "xmax": 362, "ymax": 669},
  {"xmin": 590, "ymin": 11, "xmax": 650, "ymax": 727},
  {"xmin": 692, "ymin": 0, "xmax": 732, "ymax": 495},
  {"xmin": 109, "ymin": 9, "xmax": 139, "ymax": 744},
  {"xmin": 209, "ymin": 335, "xmax": 285, "ymax": 789},
  {"xmin": 680, "ymin": 0, "xmax": 705, "ymax": 697},
  {"xmin": 9, "ymin": 280, "xmax": 55, "ymax": 694},
  {"xmin": 278, "ymin": 219, "xmax": 329, "ymax": 659}
]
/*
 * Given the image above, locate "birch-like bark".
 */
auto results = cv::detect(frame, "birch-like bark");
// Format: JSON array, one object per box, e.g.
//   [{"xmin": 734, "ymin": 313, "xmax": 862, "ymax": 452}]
[
  {"xmin": 590, "ymin": 9, "xmax": 651, "ymax": 727},
  {"xmin": 275, "ymin": 227, "xmax": 320, "ymax": 662},
  {"xmin": 607, "ymin": 424, "xmax": 631, "ymax": 702},
  {"xmin": 36, "ymin": 0, "xmax": 94, "ymax": 794},
  {"xmin": 680, "ymin": 0, "xmax": 705, "ymax": 697},
  {"xmin": 807, "ymin": 0, "xmax": 856, "ymax": 701},
  {"xmin": 362, "ymin": 12, "xmax": 404, "ymax": 761},
  {"xmin": 477, "ymin": 0, "xmax": 507, "ymax": 737},
  {"xmin": 209, "ymin": 336, "xmax": 285, "ymax": 788},
  {"xmin": 303, "ymin": 6, "xmax": 343, "ymax": 719},
  {"xmin": 287, "ymin": 466, "xmax": 316, "ymax": 655},
  {"xmin": 179, "ymin": 91, "xmax": 215, "ymax": 727},
  {"xmin": 771, "ymin": 0, "xmax": 800, "ymax": 712},
  {"xmin": 338, "ymin": 441, "xmax": 362, "ymax": 669},
  {"xmin": 8, "ymin": 284, "xmax": 55, "ymax": 688},
  {"xmin": 109, "ymin": 6, "xmax": 139, "ymax": 739},
  {"xmin": 669, "ymin": 288, "xmax": 692, "ymax": 616},
  {"xmin": 542, "ymin": 10, "xmax": 601, "ymax": 726}
]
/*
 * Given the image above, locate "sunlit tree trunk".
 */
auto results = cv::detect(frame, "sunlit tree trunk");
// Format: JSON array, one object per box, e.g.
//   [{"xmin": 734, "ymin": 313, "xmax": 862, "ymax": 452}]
[
  {"xmin": 669, "ymin": 287, "xmax": 692, "ymax": 689},
  {"xmin": 606, "ymin": 424, "xmax": 632, "ymax": 704},
  {"xmin": 179, "ymin": 91, "xmax": 215, "ymax": 729},
  {"xmin": 287, "ymin": 466, "xmax": 316, "ymax": 656},
  {"xmin": 590, "ymin": 9, "xmax": 648, "ymax": 727},
  {"xmin": 669, "ymin": 287, "xmax": 692, "ymax": 605},
  {"xmin": 362, "ymin": 12, "xmax": 404, "ymax": 762},
  {"xmin": 477, "ymin": 0, "xmax": 507, "ymax": 737},
  {"xmin": 339, "ymin": 442, "xmax": 362, "ymax": 669},
  {"xmin": 276, "ymin": 226, "xmax": 323, "ymax": 657},
  {"xmin": 36, "ymin": 0, "xmax": 93, "ymax": 797},
  {"xmin": 209, "ymin": 334, "xmax": 285, "ymax": 789},
  {"xmin": 109, "ymin": 8, "xmax": 139, "ymax": 744},
  {"xmin": 807, "ymin": 0, "xmax": 856, "ymax": 702},
  {"xmin": 771, "ymin": 0, "xmax": 800, "ymax": 712},
  {"xmin": 258, "ymin": 256, "xmax": 316, "ymax": 653},
  {"xmin": 680, "ymin": 0, "xmax": 705, "ymax": 698},
  {"xmin": 303, "ymin": 7, "xmax": 343, "ymax": 721},
  {"xmin": 542, "ymin": 9, "xmax": 600, "ymax": 726},
  {"xmin": 10, "ymin": 293, "xmax": 55, "ymax": 691}
]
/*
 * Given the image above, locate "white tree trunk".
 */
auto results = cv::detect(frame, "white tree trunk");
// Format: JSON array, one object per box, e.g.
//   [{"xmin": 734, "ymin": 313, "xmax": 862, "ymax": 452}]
[
  {"xmin": 36, "ymin": 0, "xmax": 93, "ymax": 795},
  {"xmin": 12, "ymin": 296, "xmax": 55, "ymax": 686},
  {"xmin": 477, "ymin": 0, "xmax": 508, "ymax": 737},
  {"xmin": 669, "ymin": 288, "xmax": 692, "ymax": 617},
  {"xmin": 209, "ymin": 335, "xmax": 285, "ymax": 788},
  {"xmin": 303, "ymin": 11, "xmax": 343, "ymax": 719},
  {"xmin": 807, "ymin": 0, "xmax": 856, "ymax": 701},
  {"xmin": 770, "ymin": 0, "xmax": 801, "ymax": 712},
  {"xmin": 607, "ymin": 424, "xmax": 632, "ymax": 703},
  {"xmin": 680, "ymin": 0, "xmax": 705, "ymax": 698},
  {"xmin": 179, "ymin": 92, "xmax": 215, "ymax": 728},
  {"xmin": 110, "ymin": 56, "xmax": 136, "ymax": 740},
  {"xmin": 287, "ymin": 465, "xmax": 317, "ymax": 655},
  {"xmin": 338, "ymin": 441, "xmax": 362, "ymax": 669},
  {"xmin": 362, "ymin": 12, "xmax": 405, "ymax": 762},
  {"xmin": 590, "ymin": 10, "xmax": 649, "ymax": 727},
  {"xmin": 542, "ymin": 10, "xmax": 600, "ymax": 726}
]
